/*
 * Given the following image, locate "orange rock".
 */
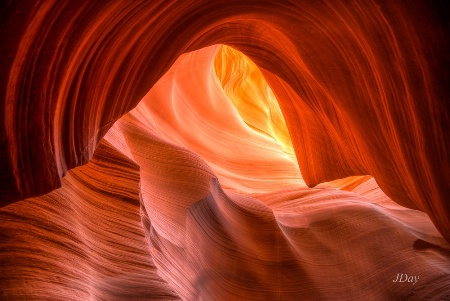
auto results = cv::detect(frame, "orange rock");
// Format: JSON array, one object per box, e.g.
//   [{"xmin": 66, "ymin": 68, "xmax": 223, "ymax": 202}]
[{"xmin": 1, "ymin": 0, "xmax": 449, "ymax": 299}]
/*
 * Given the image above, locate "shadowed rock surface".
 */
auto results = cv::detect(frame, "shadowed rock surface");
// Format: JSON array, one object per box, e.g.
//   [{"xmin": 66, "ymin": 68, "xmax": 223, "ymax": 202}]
[{"xmin": 1, "ymin": 1, "xmax": 449, "ymax": 299}]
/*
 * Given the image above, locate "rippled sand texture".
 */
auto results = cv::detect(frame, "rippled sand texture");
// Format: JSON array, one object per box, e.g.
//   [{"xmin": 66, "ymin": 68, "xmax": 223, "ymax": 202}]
[{"xmin": 2, "ymin": 44, "xmax": 449, "ymax": 300}]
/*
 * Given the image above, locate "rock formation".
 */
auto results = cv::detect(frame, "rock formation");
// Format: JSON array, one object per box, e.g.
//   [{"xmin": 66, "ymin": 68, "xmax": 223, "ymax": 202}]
[{"xmin": 1, "ymin": 0, "xmax": 449, "ymax": 299}]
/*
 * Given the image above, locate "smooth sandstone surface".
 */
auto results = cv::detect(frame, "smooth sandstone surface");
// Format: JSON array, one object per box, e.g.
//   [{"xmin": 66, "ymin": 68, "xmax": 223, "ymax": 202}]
[
  {"xmin": 1, "ymin": 1, "xmax": 449, "ymax": 242},
  {"xmin": 1, "ymin": 0, "xmax": 449, "ymax": 299},
  {"xmin": 2, "ymin": 42, "xmax": 450, "ymax": 300}
]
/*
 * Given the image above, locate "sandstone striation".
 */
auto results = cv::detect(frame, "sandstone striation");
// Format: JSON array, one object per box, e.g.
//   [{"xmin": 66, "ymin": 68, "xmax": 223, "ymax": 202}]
[{"xmin": 1, "ymin": 1, "xmax": 449, "ymax": 299}]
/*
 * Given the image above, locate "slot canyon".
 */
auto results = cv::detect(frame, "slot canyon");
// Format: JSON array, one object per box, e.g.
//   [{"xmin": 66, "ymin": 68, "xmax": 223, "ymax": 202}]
[{"xmin": 1, "ymin": 1, "xmax": 449, "ymax": 300}]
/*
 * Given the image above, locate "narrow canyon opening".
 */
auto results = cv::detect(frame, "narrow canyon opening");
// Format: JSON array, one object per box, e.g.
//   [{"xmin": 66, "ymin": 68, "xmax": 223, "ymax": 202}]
[
  {"xmin": 2, "ymin": 44, "xmax": 445, "ymax": 300},
  {"xmin": 1, "ymin": 0, "xmax": 450, "ymax": 298}
]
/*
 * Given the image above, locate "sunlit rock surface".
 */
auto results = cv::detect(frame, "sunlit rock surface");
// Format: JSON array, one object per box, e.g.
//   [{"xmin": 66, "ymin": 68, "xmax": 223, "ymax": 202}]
[{"xmin": 1, "ymin": 0, "xmax": 450, "ymax": 299}]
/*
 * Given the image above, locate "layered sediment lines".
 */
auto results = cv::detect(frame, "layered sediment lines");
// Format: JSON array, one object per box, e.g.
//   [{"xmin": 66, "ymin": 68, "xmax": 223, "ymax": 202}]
[
  {"xmin": 1, "ymin": 44, "xmax": 449, "ymax": 300},
  {"xmin": 1, "ymin": 0, "xmax": 449, "ymax": 244},
  {"xmin": 0, "ymin": 139, "xmax": 179, "ymax": 300}
]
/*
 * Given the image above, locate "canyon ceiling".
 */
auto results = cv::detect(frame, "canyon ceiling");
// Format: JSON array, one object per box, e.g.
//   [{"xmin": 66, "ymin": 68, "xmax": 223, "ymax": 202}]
[{"xmin": 1, "ymin": 0, "xmax": 449, "ymax": 300}]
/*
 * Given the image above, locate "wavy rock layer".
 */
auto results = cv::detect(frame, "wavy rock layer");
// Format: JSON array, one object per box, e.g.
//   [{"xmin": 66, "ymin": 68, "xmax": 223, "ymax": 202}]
[
  {"xmin": 0, "ymin": 139, "xmax": 179, "ymax": 300},
  {"xmin": 2, "ymin": 44, "xmax": 449, "ymax": 300},
  {"xmin": 1, "ymin": 0, "xmax": 449, "ymax": 243},
  {"xmin": 214, "ymin": 45, "xmax": 295, "ymax": 156},
  {"xmin": 214, "ymin": 45, "xmax": 372, "ymax": 192}
]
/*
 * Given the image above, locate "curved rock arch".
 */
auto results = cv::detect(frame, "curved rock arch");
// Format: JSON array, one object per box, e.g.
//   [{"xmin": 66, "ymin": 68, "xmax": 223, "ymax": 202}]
[{"xmin": 1, "ymin": 0, "xmax": 449, "ymax": 244}]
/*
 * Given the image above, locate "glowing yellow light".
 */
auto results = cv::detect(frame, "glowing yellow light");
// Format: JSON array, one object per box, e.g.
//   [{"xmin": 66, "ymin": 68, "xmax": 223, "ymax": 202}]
[{"xmin": 214, "ymin": 45, "xmax": 294, "ymax": 155}]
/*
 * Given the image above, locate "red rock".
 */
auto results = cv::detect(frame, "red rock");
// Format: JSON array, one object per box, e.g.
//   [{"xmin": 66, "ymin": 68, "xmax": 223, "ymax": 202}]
[{"xmin": 1, "ymin": 0, "xmax": 449, "ymax": 299}]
